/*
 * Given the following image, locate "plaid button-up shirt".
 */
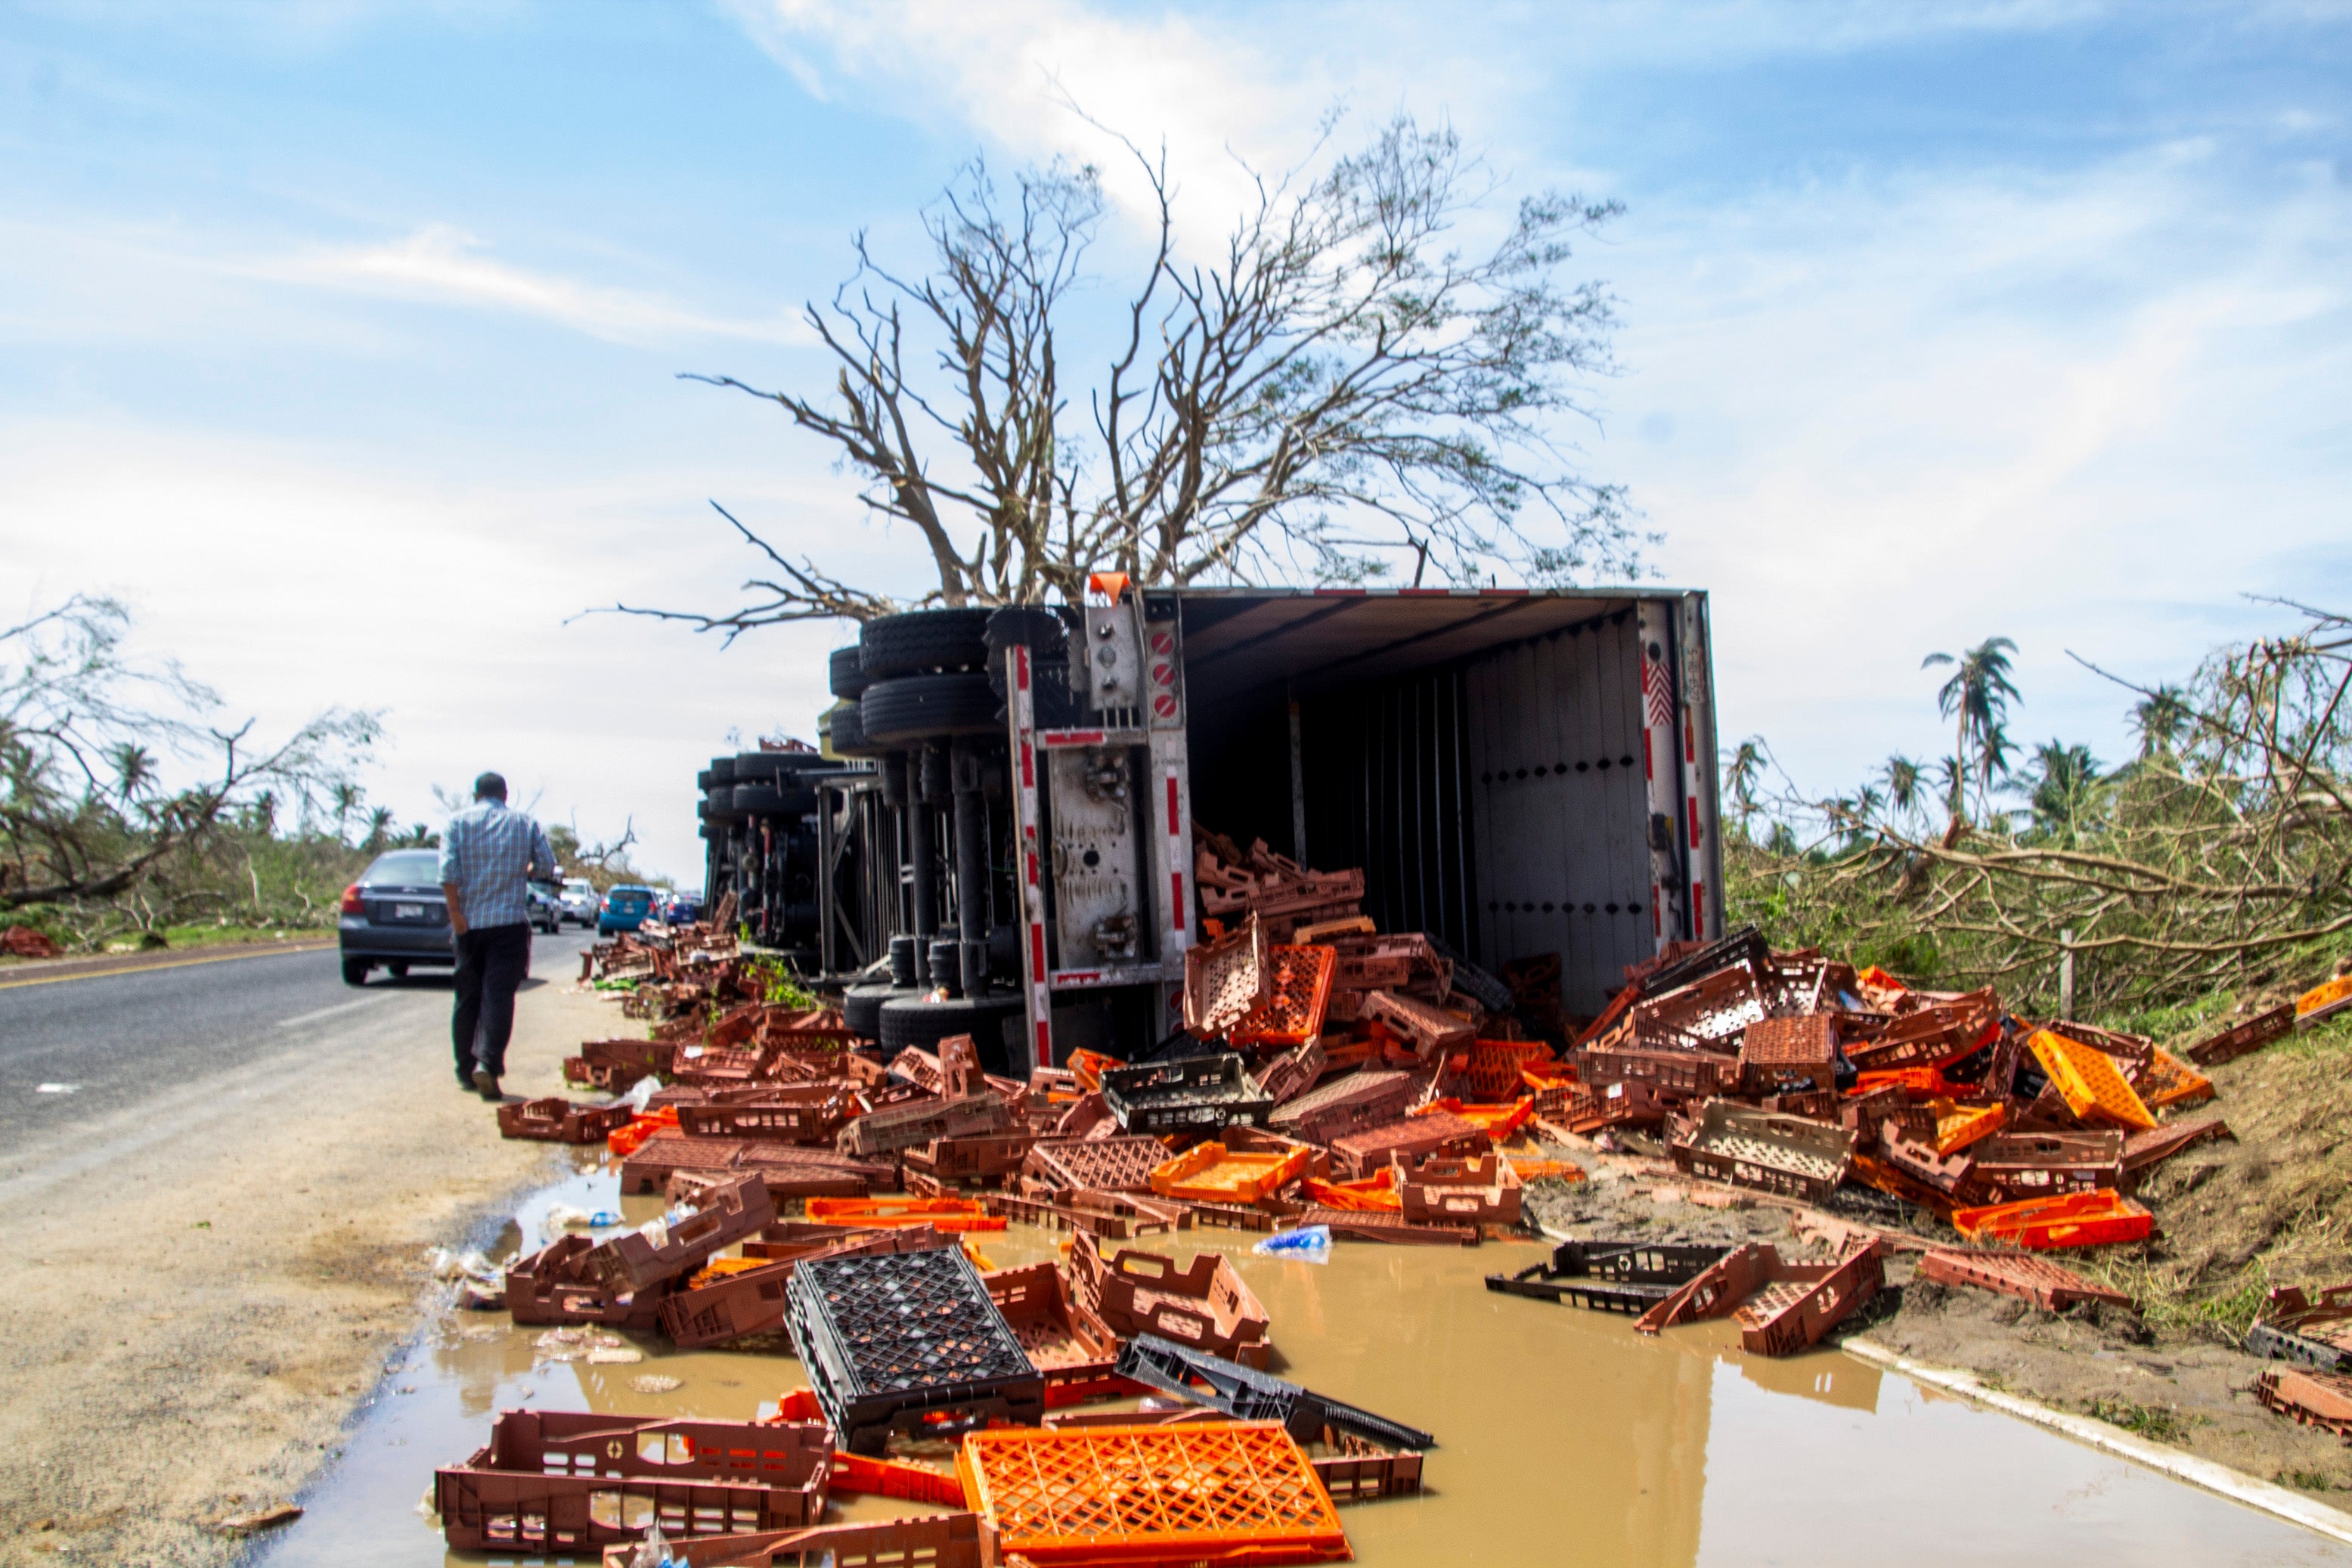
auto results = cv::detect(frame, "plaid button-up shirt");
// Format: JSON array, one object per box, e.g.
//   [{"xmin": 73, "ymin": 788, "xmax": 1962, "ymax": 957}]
[{"xmin": 438, "ymin": 799, "xmax": 557, "ymax": 930}]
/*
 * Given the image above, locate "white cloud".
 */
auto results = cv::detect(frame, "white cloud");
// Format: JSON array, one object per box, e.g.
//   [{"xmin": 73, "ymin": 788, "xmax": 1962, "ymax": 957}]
[
  {"xmin": 263, "ymin": 225, "xmax": 814, "ymax": 346},
  {"xmin": 1614, "ymin": 148, "xmax": 2351, "ymax": 794},
  {"xmin": 0, "ymin": 423, "xmax": 893, "ymax": 882}
]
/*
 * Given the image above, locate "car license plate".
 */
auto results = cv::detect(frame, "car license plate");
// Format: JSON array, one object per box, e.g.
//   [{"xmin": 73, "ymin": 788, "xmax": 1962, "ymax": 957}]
[{"xmin": 394, "ymin": 903, "xmax": 423, "ymax": 920}]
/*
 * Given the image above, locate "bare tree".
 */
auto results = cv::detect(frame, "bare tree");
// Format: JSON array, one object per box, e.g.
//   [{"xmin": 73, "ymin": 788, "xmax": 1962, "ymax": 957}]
[
  {"xmin": 617, "ymin": 114, "xmax": 1642, "ymax": 636},
  {"xmin": 0, "ymin": 594, "xmax": 379, "ymax": 912}
]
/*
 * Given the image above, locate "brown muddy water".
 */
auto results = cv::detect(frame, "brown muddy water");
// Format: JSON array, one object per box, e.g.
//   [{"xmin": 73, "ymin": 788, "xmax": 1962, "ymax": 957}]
[{"xmin": 252, "ymin": 1160, "xmax": 2352, "ymax": 1568}]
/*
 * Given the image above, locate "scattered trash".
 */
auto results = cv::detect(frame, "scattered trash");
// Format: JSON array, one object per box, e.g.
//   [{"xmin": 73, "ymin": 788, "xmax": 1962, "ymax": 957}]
[
  {"xmin": 207, "ymin": 1503, "xmax": 302, "ymax": 1535},
  {"xmin": 425, "ymin": 889, "xmax": 2352, "ymax": 1560},
  {"xmin": 2, "ymin": 925, "xmax": 63, "ymax": 959},
  {"xmin": 1253, "ymin": 1225, "xmax": 1333, "ymax": 1263}
]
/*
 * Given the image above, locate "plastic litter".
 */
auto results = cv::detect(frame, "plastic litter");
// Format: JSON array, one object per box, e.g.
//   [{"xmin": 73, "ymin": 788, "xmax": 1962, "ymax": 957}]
[{"xmin": 1252, "ymin": 1225, "xmax": 1332, "ymax": 1263}]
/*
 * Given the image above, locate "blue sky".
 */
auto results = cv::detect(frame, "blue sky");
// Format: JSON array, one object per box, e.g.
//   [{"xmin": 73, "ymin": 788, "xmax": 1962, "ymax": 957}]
[{"xmin": 2, "ymin": 1, "xmax": 2347, "ymax": 881}]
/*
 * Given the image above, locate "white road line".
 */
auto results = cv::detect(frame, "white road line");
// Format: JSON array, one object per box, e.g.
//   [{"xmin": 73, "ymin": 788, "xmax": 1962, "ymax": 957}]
[{"xmin": 276, "ymin": 995, "xmax": 394, "ymax": 1029}]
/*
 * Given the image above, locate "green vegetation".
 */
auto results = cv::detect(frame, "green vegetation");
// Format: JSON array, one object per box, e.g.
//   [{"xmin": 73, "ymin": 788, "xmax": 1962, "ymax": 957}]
[
  {"xmin": 2, "ymin": 593, "xmax": 643, "ymax": 954},
  {"xmin": 2080, "ymin": 1397, "xmax": 2205, "ymax": 1445},
  {"xmin": 1724, "ymin": 603, "xmax": 2352, "ymax": 1021}
]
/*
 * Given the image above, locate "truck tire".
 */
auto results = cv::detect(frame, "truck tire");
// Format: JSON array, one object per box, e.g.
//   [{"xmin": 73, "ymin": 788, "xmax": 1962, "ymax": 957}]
[
  {"xmin": 879, "ymin": 992, "xmax": 1024, "ymax": 1074},
  {"xmin": 733, "ymin": 782, "xmax": 818, "ymax": 815},
  {"xmin": 829, "ymin": 702, "xmax": 882, "ymax": 758},
  {"xmin": 708, "ymin": 756, "xmax": 737, "ymax": 782},
  {"xmin": 860, "ymin": 672, "xmax": 1001, "ymax": 744},
  {"xmin": 842, "ymin": 981, "xmax": 913, "ymax": 1038},
  {"xmin": 860, "ymin": 608, "xmax": 993, "ymax": 677},
  {"xmin": 829, "ymin": 645, "xmax": 870, "ymax": 699}
]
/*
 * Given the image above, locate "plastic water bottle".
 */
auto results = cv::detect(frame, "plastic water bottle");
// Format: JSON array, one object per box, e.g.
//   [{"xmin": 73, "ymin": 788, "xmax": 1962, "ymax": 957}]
[{"xmin": 1252, "ymin": 1225, "xmax": 1331, "ymax": 1263}]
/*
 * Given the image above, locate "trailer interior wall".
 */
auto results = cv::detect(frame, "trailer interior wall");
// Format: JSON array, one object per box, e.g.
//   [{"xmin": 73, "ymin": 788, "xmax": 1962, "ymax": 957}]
[{"xmin": 1177, "ymin": 591, "xmax": 1684, "ymax": 1020}]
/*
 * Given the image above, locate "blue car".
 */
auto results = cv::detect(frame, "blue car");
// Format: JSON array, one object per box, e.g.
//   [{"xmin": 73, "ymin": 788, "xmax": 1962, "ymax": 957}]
[{"xmin": 597, "ymin": 884, "xmax": 658, "ymax": 936}]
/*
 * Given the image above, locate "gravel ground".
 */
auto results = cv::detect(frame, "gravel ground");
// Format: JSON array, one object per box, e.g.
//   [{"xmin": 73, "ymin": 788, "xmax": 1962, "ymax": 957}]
[{"xmin": 0, "ymin": 958, "xmax": 614, "ymax": 1567}]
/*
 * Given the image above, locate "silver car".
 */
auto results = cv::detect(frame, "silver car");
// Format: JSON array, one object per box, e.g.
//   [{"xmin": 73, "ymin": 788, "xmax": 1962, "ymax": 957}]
[{"xmin": 558, "ymin": 878, "xmax": 599, "ymax": 928}]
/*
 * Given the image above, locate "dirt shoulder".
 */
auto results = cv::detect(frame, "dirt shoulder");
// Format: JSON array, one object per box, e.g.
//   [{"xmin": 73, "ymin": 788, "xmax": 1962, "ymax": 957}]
[
  {"xmin": 0, "ymin": 971, "xmax": 615, "ymax": 1567},
  {"xmin": 1525, "ymin": 1009, "xmax": 2352, "ymax": 1510}
]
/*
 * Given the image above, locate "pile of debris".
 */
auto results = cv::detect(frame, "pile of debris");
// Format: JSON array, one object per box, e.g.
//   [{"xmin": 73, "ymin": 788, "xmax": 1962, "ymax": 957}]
[
  {"xmin": 450, "ymin": 851, "xmax": 2352, "ymax": 1562},
  {"xmin": 579, "ymin": 892, "xmax": 748, "ymax": 1021}
]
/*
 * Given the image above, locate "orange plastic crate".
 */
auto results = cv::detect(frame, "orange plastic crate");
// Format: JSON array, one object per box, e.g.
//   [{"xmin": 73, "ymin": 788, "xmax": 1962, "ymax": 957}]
[
  {"xmin": 804, "ymin": 1196, "xmax": 1007, "ymax": 1234},
  {"xmin": 606, "ymin": 1105, "xmax": 681, "ymax": 1157},
  {"xmin": 828, "ymin": 1448, "xmax": 966, "ymax": 1506},
  {"xmin": 2026, "ymin": 1030, "xmax": 2155, "ymax": 1131},
  {"xmin": 1930, "ymin": 1099, "xmax": 2006, "ymax": 1157},
  {"xmin": 2135, "ymin": 1047, "xmax": 2214, "ymax": 1111},
  {"xmin": 1151, "ymin": 1142, "xmax": 1311, "ymax": 1204},
  {"xmin": 1068, "ymin": 1049, "xmax": 1124, "ymax": 1093},
  {"xmin": 956, "ymin": 1421, "xmax": 1350, "ymax": 1566},
  {"xmin": 1852, "ymin": 1067, "xmax": 1966, "ymax": 1100},
  {"xmin": 1951, "ymin": 1189, "xmax": 2152, "ymax": 1250},
  {"xmin": 1456, "ymin": 1039, "xmax": 1556, "ymax": 1102},
  {"xmin": 1230, "ymin": 945, "xmax": 1338, "ymax": 1049},
  {"xmin": 1302, "ymin": 1170, "xmax": 1400, "ymax": 1213},
  {"xmin": 1412, "ymin": 1095, "xmax": 1532, "ymax": 1142}
]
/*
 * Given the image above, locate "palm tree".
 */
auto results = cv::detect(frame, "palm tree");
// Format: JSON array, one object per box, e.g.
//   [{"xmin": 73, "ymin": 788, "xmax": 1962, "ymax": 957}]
[
  {"xmin": 1722, "ymin": 738, "xmax": 1768, "ymax": 839},
  {"xmin": 330, "ymin": 782, "xmax": 364, "ymax": 844},
  {"xmin": 1880, "ymin": 755, "xmax": 1923, "ymax": 823},
  {"xmin": 1923, "ymin": 637, "xmax": 2022, "ymax": 821},
  {"xmin": 362, "ymin": 805, "xmax": 395, "ymax": 852},
  {"xmin": 110, "ymin": 742, "xmax": 156, "ymax": 801},
  {"xmin": 2016, "ymin": 740, "xmax": 2103, "ymax": 841},
  {"xmin": 2131, "ymin": 684, "xmax": 2191, "ymax": 759},
  {"xmin": 1932, "ymin": 755, "xmax": 1967, "ymax": 824}
]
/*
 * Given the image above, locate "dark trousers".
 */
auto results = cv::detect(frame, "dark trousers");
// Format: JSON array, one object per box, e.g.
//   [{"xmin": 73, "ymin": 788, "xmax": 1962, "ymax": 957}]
[{"xmin": 453, "ymin": 922, "xmax": 531, "ymax": 1078}]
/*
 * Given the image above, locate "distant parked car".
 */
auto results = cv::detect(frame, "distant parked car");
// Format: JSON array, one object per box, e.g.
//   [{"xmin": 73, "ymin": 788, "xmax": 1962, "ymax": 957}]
[
  {"xmin": 665, "ymin": 891, "xmax": 704, "ymax": 924},
  {"xmin": 558, "ymin": 878, "xmax": 598, "ymax": 928},
  {"xmin": 527, "ymin": 882, "xmax": 563, "ymax": 934},
  {"xmin": 337, "ymin": 849, "xmax": 453, "ymax": 987},
  {"xmin": 597, "ymin": 884, "xmax": 658, "ymax": 937}
]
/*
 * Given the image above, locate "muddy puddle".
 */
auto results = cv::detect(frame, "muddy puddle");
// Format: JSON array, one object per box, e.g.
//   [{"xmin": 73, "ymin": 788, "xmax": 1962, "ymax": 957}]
[{"xmin": 253, "ymin": 1162, "xmax": 2352, "ymax": 1568}]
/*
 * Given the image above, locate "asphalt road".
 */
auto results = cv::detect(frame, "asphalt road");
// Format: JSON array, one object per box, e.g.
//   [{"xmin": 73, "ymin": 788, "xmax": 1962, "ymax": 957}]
[{"xmin": 0, "ymin": 928, "xmax": 599, "ymax": 1148}]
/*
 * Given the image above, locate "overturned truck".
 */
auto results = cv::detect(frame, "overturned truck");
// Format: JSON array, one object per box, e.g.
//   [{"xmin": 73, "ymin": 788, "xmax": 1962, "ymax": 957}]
[{"xmin": 770, "ymin": 584, "xmax": 1724, "ymax": 1074}]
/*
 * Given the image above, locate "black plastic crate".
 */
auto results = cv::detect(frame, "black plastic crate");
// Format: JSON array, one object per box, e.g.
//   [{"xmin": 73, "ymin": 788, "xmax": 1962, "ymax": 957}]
[
  {"xmin": 1114, "ymin": 1334, "xmax": 1433, "ymax": 1452},
  {"xmin": 784, "ymin": 1245, "xmax": 1044, "ymax": 1455},
  {"xmin": 1483, "ymin": 1238, "xmax": 1730, "ymax": 1315},
  {"xmin": 1100, "ymin": 1052, "xmax": 1273, "ymax": 1134}
]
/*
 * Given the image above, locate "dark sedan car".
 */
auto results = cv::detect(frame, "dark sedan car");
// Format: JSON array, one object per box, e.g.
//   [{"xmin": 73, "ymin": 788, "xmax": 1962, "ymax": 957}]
[{"xmin": 338, "ymin": 848, "xmax": 453, "ymax": 986}]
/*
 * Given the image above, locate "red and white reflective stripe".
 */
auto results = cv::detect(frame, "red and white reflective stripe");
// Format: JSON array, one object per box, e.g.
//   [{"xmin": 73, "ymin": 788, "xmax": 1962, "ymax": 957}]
[
  {"xmin": 1164, "ymin": 767, "xmax": 1185, "ymax": 933},
  {"xmin": 1040, "ymin": 729, "xmax": 1107, "ymax": 747},
  {"xmin": 1009, "ymin": 643, "xmax": 1053, "ymax": 1070},
  {"xmin": 1637, "ymin": 601, "xmax": 1684, "ymax": 955}
]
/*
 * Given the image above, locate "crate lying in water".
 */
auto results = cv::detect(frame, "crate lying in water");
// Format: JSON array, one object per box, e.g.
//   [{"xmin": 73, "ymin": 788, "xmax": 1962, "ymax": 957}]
[
  {"xmin": 1669, "ymin": 1100, "xmax": 1856, "ymax": 1203},
  {"xmin": 785, "ymin": 1244, "xmax": 1043, "ymax": 1455},
  {"xmin": 434, "ymin": 1411, "xmax": 829, "ymax": 1553},
  {"xmin": 1396, "ymin": 1151, "xmax": 1522, "ymax": 1228},
  {"xmin": 1633, "ymin": 1241, "xmax": 1886, "ymax": 1356},
  {"xmin": 1070, "ymin": 1232, "xmax": 1271, "ymax": 1368},
  {"xmin": 1101, "ymin": 1052, "xmax": 1274, "ymax": 1134},
  {"xmin": 1485, "ymin": 1238, "xmax": 1731, "ymax": 1315},
  {"xmin": 497, "ymin": 1097, "xmax": 634, "ymax": 1145},
  {"xmin": 955, "ymin": 1421, "xmax": 1347, "ymax": 1568},
  {"xmin": 1114, "ymin": 1333, "xmax": 1434, "ymax": 1452},
  {"xmin": 656, "ymin": 1227, "xmax": 957, "ymax": 1350}
]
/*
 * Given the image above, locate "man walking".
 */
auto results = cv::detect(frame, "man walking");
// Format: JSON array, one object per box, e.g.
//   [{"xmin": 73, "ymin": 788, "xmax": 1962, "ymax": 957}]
[{"xmin": 439, "ymin": 772, "xmax": 557, "ymax": 1101}]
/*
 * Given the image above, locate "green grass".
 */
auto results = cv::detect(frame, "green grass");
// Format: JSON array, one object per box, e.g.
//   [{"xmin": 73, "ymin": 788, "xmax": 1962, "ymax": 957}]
[
  {"xmin": 2280, "ymin": 1469, "xmax": 2337, "ymax": 1493},
  {"xmin": 2081, "ymin": 1397, "xmax": 2206, "ymax": 1445},
  {"xmin": 2076, "ymin": 1256, "xmax": 2271, "ymax": 1341}
]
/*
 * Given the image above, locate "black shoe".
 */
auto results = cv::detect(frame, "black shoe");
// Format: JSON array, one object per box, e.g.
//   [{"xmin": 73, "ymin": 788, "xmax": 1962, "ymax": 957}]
[
  {"xmin": 457, "ymin": 1072, "xmax": 478, "ymax": 1091},
  {"xmin": 472, "ymin": 1068, "xmax": 503, "ymax": 1102}
]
